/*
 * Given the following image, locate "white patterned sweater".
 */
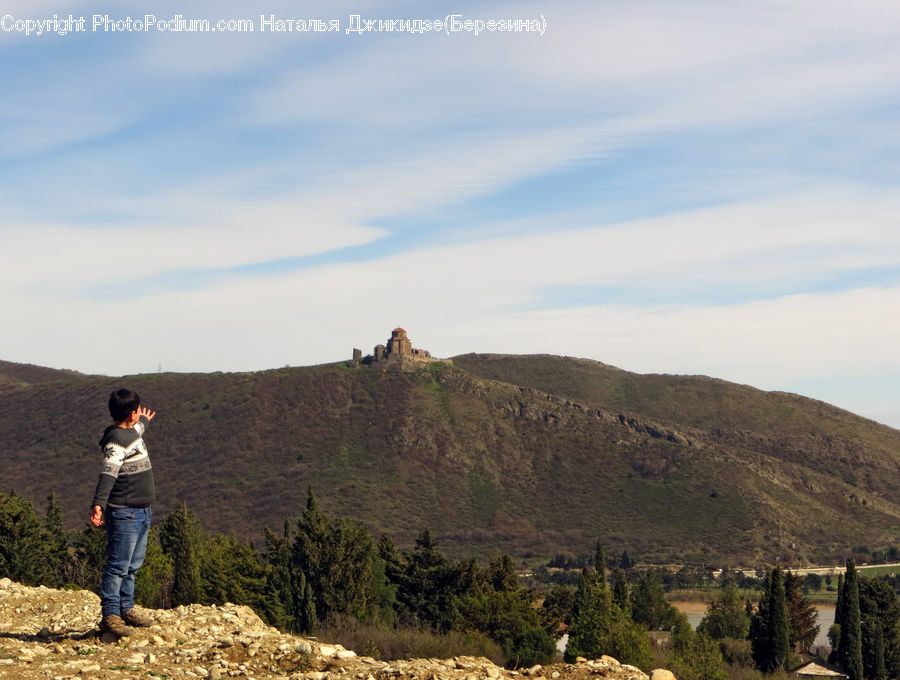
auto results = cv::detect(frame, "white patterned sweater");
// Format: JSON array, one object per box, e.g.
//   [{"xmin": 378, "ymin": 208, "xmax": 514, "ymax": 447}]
[{"xmin": 91, "ymin": 415, "xmax": 156, "ymax": 509}]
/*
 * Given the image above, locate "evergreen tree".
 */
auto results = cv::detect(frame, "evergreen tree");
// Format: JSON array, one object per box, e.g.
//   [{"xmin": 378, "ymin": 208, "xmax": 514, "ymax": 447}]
[
  {"xmin": 835, "ymin": 573, "xmax": 845, "ymax": 627},
  {"xmin": 538, "ymin": 584, "xmax": 576, "ymax": 638},
  {"xmin": 198, "ymin": 534, "xmax": 268, "ymax": 610},
  {"xmin": 840, "ymin": 560, "xmax": 864, "ymax": 680},
  {"xmin": 39, "ymin": 491, "xmax": 67, "ymax": 587},
  {"xmin": 666, "ymin": 629, "xmax": 729, "ymax": 680},
  {"xmin": 750, "ymin": 567, "xmax": 790, "ymax": 672},
  {"xmin": 593, "ymin": 541, "xmax": 607, "ymax": 590},
  {"xmin": 160, "ymin": 501, "xmax": 202, "ymax": 606},
  {"xmin": 768, "ymin": 566, "xmax": 791, "ymax": 671},
  {"xmin": 670, "ymin": 610, "xmax": 696, "ymax": 653},
  {"xmin": 858, "ymin": 575, "xmax": 900, "ymax": 680},
  {"xmin": 0, "ymin": 492, "xmax": 45, "ymax": 585},
  {"xmin": 631, "ymin": 569, "xmax": 679, "ymax": 630},
  {"xmin": 392, "ymin": 528, "xmax": 464, "ymax": 631},
  {"xmin": 829, "ymin": 573, "xmax": 845, "ymax": 665},
  {"xmin": 828, "ymin": 623, "xmax": 842, "ymax": 666},
  {"xmin": 566, "ymin": 565, "xmax": 651, "ymax": 669},
  {"xmin": 295, "ymin": 568, "xmax": 317, "ymax": 635},
  {"xmin": 862, "ymin": 618, "xmax": 887, "ymax": 680},
  {"xmin": 456, "ymin": 583, "xmax": 555, "ymax": 668},
  {"xmin": 566, "ymin": 568, "xmax": 607, "ymax": 662},
  {"xmin": 292, "ymin": 488, "xmax": 375, "ymax": 625},
  {"xmin": 486, "ymin": 555, "xmax": 519, "ymax": 593},
  {"xmin": 600, "ymin": 604, "xmax": 653, "ymax": 671},
  {"xmin": 612, "ymin": 567, "xmax": 629, "ymax": 614},
  {"xmin": 784, "ymin": 570, "xmax": 819, "ymax": 652},
  {"xmin": 261, "ymin": 521, "xmax": 294, "ymax": 630},
  {"xmin": 64, "ymin": 524, "xmax": 106, "ymax": 592},
  {"xmin": 697, "ymin": 580, "xmax": 750, "ymax": 640},
  {"xmin": 367, "ymin": 552, "xmax": 398, "ymax": 626},
  {"xmin": 133, "ymin": 528, "xmax": 174, "ymax": 609},
  {"xmin": 377, "ymin": 533, "xmax": 403, "ymax": 584}
]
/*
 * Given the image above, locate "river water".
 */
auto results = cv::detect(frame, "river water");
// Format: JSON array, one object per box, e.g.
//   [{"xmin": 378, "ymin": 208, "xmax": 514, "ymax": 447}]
[
  {"xmin": 685, "ymin": 607, "xmax": 835, "ymax": 648},
  {"xmin": 556, "ymin": 607, "xmax": 835, "ymax": 655}
]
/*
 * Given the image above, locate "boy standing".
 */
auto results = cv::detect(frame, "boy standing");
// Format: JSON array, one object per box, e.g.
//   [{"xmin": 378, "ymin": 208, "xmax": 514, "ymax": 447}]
[{"xmin": 90, "ymin": 388, "xmax": 157, "ymax": 638}]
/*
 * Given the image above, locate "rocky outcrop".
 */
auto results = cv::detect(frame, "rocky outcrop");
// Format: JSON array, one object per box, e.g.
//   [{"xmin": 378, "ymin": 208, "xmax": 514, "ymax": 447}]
[{"xmin": 0, "ymin": 579, "xmax": 673, "ymax": 680}]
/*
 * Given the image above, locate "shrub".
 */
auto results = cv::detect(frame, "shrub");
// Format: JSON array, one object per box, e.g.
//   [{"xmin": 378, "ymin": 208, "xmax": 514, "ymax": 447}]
[
  {"xmin": 317, "ymin": 616, "xmax": 503, "ymax": 664},
  {"xmin": 718, "ymin": 637, "xmax": 752, "ymax": 666}
]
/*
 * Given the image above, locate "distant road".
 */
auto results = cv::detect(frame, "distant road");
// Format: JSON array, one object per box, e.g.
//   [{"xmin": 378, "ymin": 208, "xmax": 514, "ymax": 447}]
[{"xmin": 739, "ymin": 562, "xmax": 900, "ymax": 577}]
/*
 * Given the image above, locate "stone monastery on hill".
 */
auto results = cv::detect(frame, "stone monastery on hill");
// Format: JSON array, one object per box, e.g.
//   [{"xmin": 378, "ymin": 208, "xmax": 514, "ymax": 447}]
[{"xmin": 352, "ymin": 328, "xmax": 440, "ymax": 366}]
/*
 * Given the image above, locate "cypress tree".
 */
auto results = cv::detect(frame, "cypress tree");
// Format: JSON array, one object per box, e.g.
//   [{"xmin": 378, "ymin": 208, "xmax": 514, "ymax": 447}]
[
  {"xmin": 612, "ymin": 567, "xmax": 629, "ymax": 614},
  {"xmin": 160, "ymin": 502, "xmax": 202, "ymax": 606},
  {"xmin": 862, "ymin": 618, "xmax": 887, "ymax": 680},
  {"xmin": 873, "ymin": 624, "xmax": 887, "ymax": 680},
  {"xmin": 593, "ymin": 541, "xmax": 607, "ymax": 590},
  {"xmin": 835, "ymin": 573, "xmax": 845, "ymax": 626},
  {"xmin": 751, "ymin": 567, "xmax": 790, "ymax": 672},
  {"xmin": 840, "ymin": 560, "xmax": 864, "ymax": 680},
  {"xmin": 858, "ymin": 575, "xmax": 900, "ymax": 680},
  {"xmin": 293, "ymin": 568, "xmax": 317, "ymax": 635},
  {"xmin": 768, "ymin": 566, "xmax": 791, "ymax": 671},
  {"xmin": 750, "ymin": 571, "xmax": 772, "ymax": 671},
  {"xmin": 829, "ymin": 573, "xmax": 845, "ymax": 665},
  {"xmin": 261, "ymin": 520, "xmax": 294, "ymax": 630},
  {"xmin": 40, "ymin": 491, "xmax": 67, "ymax": 587}
]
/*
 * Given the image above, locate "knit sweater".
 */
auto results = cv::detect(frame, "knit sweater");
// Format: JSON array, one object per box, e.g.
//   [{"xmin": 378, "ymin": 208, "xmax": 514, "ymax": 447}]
[{"xmin": 91, "ymin": 415, "xmax": 156, "ymax": 509}]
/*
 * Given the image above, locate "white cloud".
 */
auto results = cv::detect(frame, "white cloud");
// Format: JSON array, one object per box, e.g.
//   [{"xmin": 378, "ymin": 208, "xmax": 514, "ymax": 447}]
[
  {"xmin": 2, "ymin": 0, "xmax": 899, "ymax": 431},
  {"xmin": 3, "ymin": 188, "xmax": 897, "ymax": 374},
  {"xmin": 249, "ymin": 0, "xmax": 900, "ymax": 134},
  {"xmin": 0, "ymin": 213, "xmax": 383, "ymax": 289},
  {"xmin": 0, "ymin": 120, "xmax": 622, "ymax": 289}
]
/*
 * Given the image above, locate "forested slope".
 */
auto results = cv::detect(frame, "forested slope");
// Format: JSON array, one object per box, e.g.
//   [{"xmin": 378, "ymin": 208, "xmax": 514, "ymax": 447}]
[{"xmin": 2, "ymin": 355, "xmax": 898, "ymax": 565}]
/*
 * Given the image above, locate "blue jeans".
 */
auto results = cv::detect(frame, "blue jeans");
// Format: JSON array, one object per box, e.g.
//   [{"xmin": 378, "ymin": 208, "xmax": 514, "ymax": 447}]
[{"xmin": 101, "ymin": 506, "xmax": 151, "ymax": 617}]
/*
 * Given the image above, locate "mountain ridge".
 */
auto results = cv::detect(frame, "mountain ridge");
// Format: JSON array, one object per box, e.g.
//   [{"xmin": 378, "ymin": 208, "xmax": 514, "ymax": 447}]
[{"xmin": 1, "ymin": 353, "xmax": 897, "ymax": 566}]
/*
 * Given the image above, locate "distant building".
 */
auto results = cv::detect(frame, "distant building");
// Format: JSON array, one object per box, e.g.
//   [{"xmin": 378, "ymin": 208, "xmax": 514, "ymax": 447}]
[
  {"xmin": 351, "ymin": 327, "xmax": 441, "ymax": 367},
  {"xmin": 791, "ymin": 659, "xmax": 848, "ymax": 680},
  {"xmin": 387, "ymin": 328, "xmax": 413, "ymax": 356}
]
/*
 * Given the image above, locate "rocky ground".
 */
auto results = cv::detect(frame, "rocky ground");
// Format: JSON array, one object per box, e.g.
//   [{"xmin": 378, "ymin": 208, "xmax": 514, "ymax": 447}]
[{"xmin": 0, "ymin": 578, "xmax": 673, "ymax": 680}]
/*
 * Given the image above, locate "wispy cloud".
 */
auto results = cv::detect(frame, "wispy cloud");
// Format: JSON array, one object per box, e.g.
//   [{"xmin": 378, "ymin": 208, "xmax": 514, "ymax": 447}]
[{"xmin": 2, "ymin": 0, "xmax": 899, "ymax": 427}]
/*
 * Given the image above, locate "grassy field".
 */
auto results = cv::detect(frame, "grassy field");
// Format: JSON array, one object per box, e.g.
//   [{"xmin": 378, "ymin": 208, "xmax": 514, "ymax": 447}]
[{"xmin": 858, "ymin": 564, "xmax": 900, "ymax": 578}]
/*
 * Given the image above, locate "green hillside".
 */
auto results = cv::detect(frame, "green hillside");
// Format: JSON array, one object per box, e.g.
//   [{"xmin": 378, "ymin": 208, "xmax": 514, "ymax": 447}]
[{"xmin": 1, "ymin": 355, "xmax": 898, "ymax": 566}]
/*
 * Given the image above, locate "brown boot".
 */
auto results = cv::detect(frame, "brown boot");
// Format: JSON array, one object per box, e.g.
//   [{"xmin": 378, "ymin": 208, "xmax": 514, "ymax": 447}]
[
  {"xmin": 99, "ymin": 614, "xmax": 131, "ymax": 638},
  {"xmin": 122, "ymin": 608, "xmax": 154, "ymax": 627}
]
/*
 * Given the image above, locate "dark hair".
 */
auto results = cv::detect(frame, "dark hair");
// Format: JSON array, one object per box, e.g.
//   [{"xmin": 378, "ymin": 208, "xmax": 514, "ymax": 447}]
[{"xmin": 108, "ymin": 388, "xmax": 141, "ymax": 422}]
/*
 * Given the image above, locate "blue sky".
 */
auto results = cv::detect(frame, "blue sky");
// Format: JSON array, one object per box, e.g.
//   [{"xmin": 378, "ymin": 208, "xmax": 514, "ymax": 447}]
[{"xmin": 2, "ymin": 0, "xmax": 898, "ymax": 428}]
